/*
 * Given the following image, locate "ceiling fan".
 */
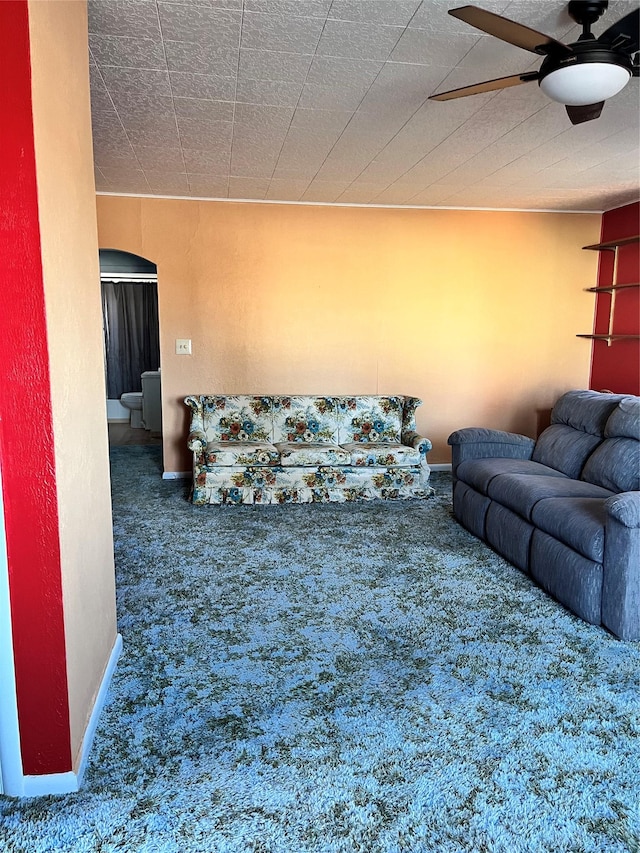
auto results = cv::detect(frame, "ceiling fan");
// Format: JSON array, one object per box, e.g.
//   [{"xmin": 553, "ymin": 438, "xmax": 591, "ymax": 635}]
[{"xmin": 429, "ymin": 1, "xmax": 639, "ymax": 124}]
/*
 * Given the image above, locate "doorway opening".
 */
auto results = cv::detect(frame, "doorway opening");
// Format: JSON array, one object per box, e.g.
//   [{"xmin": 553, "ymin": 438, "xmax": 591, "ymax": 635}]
[{"xmin": 100, "ymin": 249, "xmax": 162, "ymax": 448}]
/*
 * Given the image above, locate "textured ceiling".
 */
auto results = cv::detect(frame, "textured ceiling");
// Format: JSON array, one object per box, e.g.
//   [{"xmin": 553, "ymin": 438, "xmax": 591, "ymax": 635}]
[{"xmin": 89, "ymin": 0, "xmax": 640, "ymax": 211}]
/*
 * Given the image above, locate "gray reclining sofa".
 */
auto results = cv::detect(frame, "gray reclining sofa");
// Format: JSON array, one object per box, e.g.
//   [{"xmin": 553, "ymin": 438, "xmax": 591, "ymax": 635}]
[{"xmin": 448, "ymin": 391, "xmax": 640, "ymax": 640}]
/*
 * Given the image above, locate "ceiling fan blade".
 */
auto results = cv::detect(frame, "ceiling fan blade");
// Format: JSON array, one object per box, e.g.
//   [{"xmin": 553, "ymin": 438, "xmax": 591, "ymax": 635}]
[
  {"xmin": 429, "ymin": 72, "xmax": 539, "ymax": 101},
  {"xmin": 599, "ymin": 9, "xmax": 640, "ymax": 54},
  {"xmin": 566, "ymin": 102, "xmax": 605, "ymax": 124},
  {"xmin": 449, "ymin": 5, "xmax": 572, "ymax": 56}
]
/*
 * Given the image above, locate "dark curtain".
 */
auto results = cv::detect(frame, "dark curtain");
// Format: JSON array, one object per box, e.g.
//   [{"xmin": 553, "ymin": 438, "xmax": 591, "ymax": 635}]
[{"xmin": 101, "ymin": 282, "xmax": 160, "ymax": 399}]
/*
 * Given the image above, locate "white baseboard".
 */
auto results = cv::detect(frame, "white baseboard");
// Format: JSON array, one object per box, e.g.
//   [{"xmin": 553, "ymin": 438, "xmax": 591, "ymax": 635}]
[
  {"xmin": 430, "ymin": 463, "xmax": 452, "ymax": 472},
  {"xmin": 12, "ymin": 633, "xmax": 122, "ymax": 798},
  {"xmin": 74, "ymin": 633, "xmax": 123, "ymax": 789},
  {"xmin": 19, "ymin": 770, "xmax": 79, "ymax": 798},
  {"xmin": 0, "ymin": 464, "xmax": 20, "ymax": 797}
]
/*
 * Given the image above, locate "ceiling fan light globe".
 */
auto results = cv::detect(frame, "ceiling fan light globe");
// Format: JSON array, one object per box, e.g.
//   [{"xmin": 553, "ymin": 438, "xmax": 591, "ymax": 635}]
[{"xmin": 539, "ymin": 63, "xmax": 631, "ymax": 105}]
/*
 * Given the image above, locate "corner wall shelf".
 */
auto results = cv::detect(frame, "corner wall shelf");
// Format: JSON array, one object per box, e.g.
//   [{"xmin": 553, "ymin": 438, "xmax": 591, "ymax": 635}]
[
  {"xmin": 576, "ymin": 334, "xmax": 640, "ymax": 344},
  {"xmin": 582, "ymin": 235, "xmax": 640, "ymax": 251},
  {"xmin": 577, "ymin": 235, "xmax": 640, "ymax": 346},
  {"xmin": 585, "ymin": 282, "xmax": 640, "ymax": 293}
]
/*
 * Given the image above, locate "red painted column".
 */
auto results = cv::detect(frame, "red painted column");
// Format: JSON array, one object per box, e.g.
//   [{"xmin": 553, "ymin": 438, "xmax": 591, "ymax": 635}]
[
  {"xmin": 589, "ymin": 201, "xmax": 640, "ymax": 394},
  {"xmin": 0, "ymin": 0, "xmax": 72, "ymax": 775}
]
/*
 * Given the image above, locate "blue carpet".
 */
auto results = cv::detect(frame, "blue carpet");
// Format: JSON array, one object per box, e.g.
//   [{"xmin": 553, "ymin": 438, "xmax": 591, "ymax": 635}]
[{"xmin": 1, "ymin": 445, "xmax": 638, "ymax": 852}]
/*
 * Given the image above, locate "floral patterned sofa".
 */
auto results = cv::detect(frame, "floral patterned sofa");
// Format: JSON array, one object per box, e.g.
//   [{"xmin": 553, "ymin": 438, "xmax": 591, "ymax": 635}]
[{"xmin": 184, "ymin": 395, "xmax": 434, "ymax": 505}]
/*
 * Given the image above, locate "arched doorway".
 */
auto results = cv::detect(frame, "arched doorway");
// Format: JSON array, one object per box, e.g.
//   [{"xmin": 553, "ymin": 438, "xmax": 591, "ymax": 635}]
[{"xmin": 99, "ymin": 250, "xmax": 162, "ymax": 446}]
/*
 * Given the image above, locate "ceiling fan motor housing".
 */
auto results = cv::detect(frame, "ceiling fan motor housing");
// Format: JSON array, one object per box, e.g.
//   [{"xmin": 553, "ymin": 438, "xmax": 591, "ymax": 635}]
[
  {"xmin": 538, "ymin": 39, "xmax": 633, "ymax": 104},
  {"xmin": 567, "ymin": 1, "xmax": 609, "ymax": 27}
]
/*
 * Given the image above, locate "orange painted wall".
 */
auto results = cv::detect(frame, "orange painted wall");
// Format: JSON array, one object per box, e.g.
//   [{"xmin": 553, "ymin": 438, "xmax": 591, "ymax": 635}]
[
  {"xmin": 29, "ymin": 0, "xmax": 117, "ymax": 769},
  {"xmin": 96, "ymin": 196, "xmax": 600, "ymax": 470}
]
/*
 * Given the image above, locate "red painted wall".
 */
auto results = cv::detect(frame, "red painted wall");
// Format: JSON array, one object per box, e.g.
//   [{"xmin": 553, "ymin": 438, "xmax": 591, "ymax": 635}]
[
  {"xmin": 0, "ymin": 0, "xmax": 72, "ymax": 775},
  {"xmin": 589, "ymin": 201, "xmax": 640, "ymax": 394}
]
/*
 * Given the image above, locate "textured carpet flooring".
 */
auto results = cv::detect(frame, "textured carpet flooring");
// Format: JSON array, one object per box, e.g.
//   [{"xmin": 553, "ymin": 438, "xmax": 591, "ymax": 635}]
[{"xmin": 1, "ymin": 445, "xmax": 639, "ymax": 852}]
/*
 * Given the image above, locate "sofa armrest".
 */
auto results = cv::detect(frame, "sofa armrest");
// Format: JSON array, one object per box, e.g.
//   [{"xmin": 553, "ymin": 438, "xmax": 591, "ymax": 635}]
[
  {"xmin": 602, "ymin": 491, "xmax": 640, "ymax": 640},
  {"xmin": 402, "ymin": 430, "xmax": 432, "ymax": 454},
  {"xmin": 604, "ymin": 492, "xmax": 640, "ymax": 528},
  {"xmin": 447, "ymin": 428, "xmax": 535, "ymax": 478},
  {"xmin": 187, "ymin": 430, "xmax": 207, "ymax": 454},
  {"xmin": 448, "ymin": 428, "xmax": 535, "ymax": 449}
]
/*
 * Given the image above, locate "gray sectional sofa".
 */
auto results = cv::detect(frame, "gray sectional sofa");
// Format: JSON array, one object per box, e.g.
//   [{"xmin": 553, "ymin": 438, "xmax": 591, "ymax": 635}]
[{"xmin": 448, "ymin": 391, "xmax": 640, "ymax": 640}]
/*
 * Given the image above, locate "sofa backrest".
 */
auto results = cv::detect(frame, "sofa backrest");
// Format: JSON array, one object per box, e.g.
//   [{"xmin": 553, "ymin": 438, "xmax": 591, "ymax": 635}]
[
  {"xmin": 334, "ymin": 396, "xmax": 404, "ymax": 444},
  {"xmin": 581, "ymin": 396, "xmax": 640, "ymax": 493},
  {"xmin": 185, "ymin": 394, "xmax": 421, "ymax": 446},
  {"xmin": 273, "ymin": 396, "xmax": 340, "ymax": 443},
  {"xmin": 531, "ymin": 390, "xmax": 626, "ymax": 479},
  {"xmin": 186, "ymin": 395, "xmax": 275, "ymax": 444}
]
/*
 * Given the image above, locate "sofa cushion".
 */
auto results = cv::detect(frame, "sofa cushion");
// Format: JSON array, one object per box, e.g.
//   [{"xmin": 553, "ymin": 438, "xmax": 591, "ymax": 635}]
[
  {"xmin": 204, "ymin": 396, "xmax": 274, "ymax": 443},
  {"xmin": 341, "ymin": 442, "xmax": 421, "ymax": 467},
  {"xmin": 605, "ymin": 396, "xmax": 640, "ymax": 439},
  {"xmin": 550, "ymin": 390, "xmax": 625, "ymax": 434},
  {"xmin": 487, "ymin": 473, "xmax": 614, "ymax": 521},
  {"xmin": 273, "ymin": 396, "xmax": 339, "ymax": 444},
  {"xmin": 531, "ymin": 497, "xmax": 608, "ymax": 563},
  {"xmin": 456, "ymin": 458, "xmax": 567, "ymax": 495},
  {"xmin": 275, "ymin": 442, "xmax": 350, "ymax": 467},
  {"xmin": 204, "ymin": 441, "xmax": 279, "ymax": 467},
  {"xmin": 581, "ymin": 397, "xmax": 640, "ymax": 493},
  {"xmin": 531, "ymin": 424, "xmax": 602, "ymax": 478},
  {"xmin": 337, "ymin": 396, "xmax": 403, "ymax": 443},
  {"xmin": 581, "ymin": 438, "xmax": 640, "ymax": 493}
]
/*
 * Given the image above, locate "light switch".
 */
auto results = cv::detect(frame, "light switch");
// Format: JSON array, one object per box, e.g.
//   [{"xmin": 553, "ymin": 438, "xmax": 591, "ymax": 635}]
[{"xmin": 176, "ymin": 338, "xmax": 192, "ymax": 355}]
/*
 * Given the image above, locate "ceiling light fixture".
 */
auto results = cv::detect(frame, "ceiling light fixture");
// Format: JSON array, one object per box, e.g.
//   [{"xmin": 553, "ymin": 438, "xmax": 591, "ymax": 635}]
[
  {"xmin": 428, "ymin": 2, "xmax": 639, "ymax": 125},
  {"xmin": 538, "ymin": 46, "xmax": 633, "ymax": 105}
]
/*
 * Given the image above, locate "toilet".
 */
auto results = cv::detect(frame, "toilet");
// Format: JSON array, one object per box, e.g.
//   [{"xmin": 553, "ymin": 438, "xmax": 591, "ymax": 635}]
[{"xmin": 120, "ymin": 391, "xmax": 143, "ymax": 428}]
